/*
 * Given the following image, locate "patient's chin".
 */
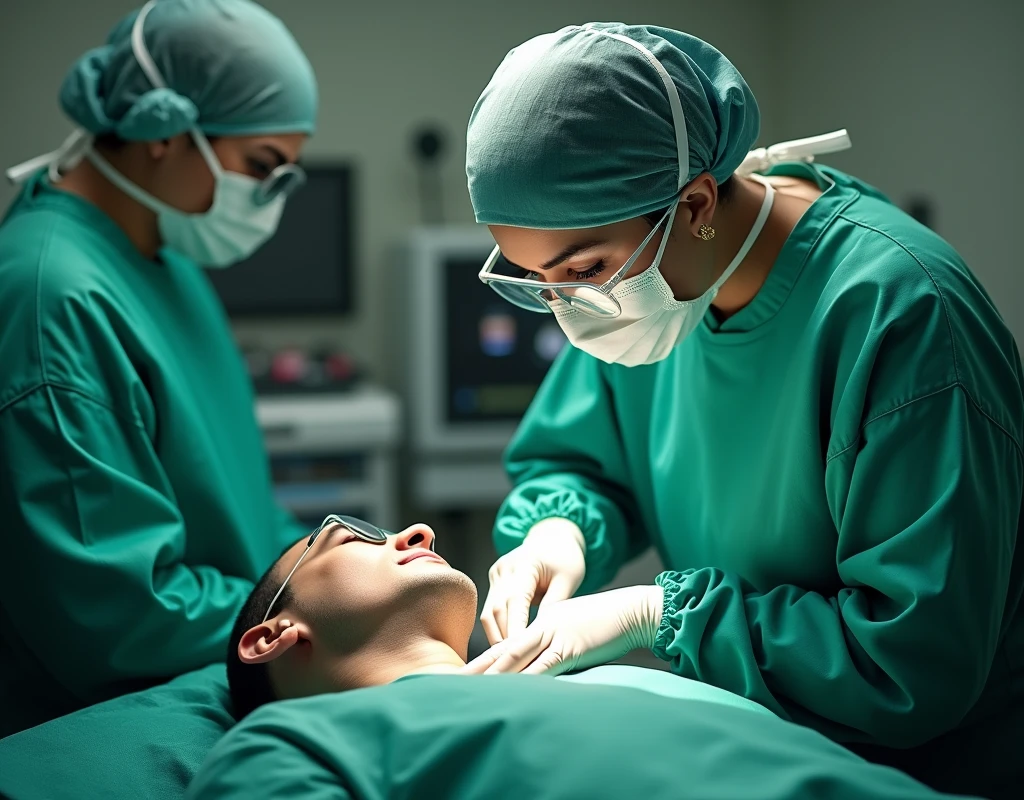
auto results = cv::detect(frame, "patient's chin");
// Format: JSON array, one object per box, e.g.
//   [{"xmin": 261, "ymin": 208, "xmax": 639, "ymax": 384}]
[
  {"xmin": 409, "ymin": 568, "xmax": 477, "ymax": 607},
  {"xmin": 401, "ymin": 569, "xmax": 479, "ymax": 633}
]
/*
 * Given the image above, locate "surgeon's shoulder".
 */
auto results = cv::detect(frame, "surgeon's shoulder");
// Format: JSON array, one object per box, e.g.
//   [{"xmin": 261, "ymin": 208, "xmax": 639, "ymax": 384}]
[
  {"xmin": 0, "ymin": 203, "xmax": 121, "ymax": 296},
  {"xmin": 818, "ymin": 198, "xmax": 1024, "ymax": 442},
  {"xmin": 0, "ymin": 207, "xmax": 126, "ymax": 406}
]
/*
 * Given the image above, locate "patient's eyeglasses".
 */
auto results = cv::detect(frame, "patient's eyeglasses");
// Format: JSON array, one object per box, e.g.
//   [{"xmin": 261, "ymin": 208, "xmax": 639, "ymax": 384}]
[{"xmin": 262, "ymin": 514, "xmax": 412, "ymax": 623}]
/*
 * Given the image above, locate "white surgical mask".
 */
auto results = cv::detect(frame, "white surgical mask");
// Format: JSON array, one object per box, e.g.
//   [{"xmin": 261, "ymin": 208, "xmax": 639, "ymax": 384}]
[
  {"xmin": 85, "ymin": 139, "xmax": 285, "ymax": 268},
  {"xmin": 554, "ymin": 176, "xmax": 775, "ymax": 367},
  {"xmin": 84, "ymin": 2, "xmax": 286, "ymax": 268},
  {"xmin": 3, "ymin": 0, "xmax": 298, "ymax": 268}
]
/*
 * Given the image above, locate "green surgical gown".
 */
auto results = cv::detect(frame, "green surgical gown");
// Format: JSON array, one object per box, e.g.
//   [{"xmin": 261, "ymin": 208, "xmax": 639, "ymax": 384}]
[
  {"xmin": 186, "ymin": 668, "xmax": 973, "ymax": 799},
  {"xmin": 0, "ymin": 172, "xmax": 306, "ymax": 737},
  {"xmin": 493, "ymin": 163, "xmax": 1024, "ymax": 799}
]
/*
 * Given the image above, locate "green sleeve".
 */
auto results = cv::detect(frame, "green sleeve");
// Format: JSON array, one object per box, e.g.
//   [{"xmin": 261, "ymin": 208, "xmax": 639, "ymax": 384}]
[
  {"xmin": 274, "ymin": 503, "xmax": 309, "ymax": 548},
  {"xmin": 0, "ymin": 385, "xmax": 253, "ymax": 701},
  {"xmin": 186, "ymin": 717, "xmax": 352, "ymax": 800},
  {"xmin": 653, "ymin": 385, "xmax": 1022, "ymax": 747},
  {"xmin": 495, "ymin": 347, "xmax": 648, "ymax": 594}
]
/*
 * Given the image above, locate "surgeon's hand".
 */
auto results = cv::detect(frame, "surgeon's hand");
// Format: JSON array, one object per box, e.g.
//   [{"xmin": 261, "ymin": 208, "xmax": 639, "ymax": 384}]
[
  {"xmin": 480, "ymin": 517, "xmax": 588, "ymax": 645},
  {"xmin": 463, "ymin": 585, "xmax": 664, "ymax": 677}
]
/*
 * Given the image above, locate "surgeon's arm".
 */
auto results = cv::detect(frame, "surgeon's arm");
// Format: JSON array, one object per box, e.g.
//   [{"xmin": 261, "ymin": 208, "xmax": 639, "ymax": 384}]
[
  {"xmin": 0, "ymin": 385, "xmax": 254, "ymax": 703},
  {"xmin": 495, "ymin": 347, "xmax": 648, "ymax": 594},
  {"xmin": 652, "ymin": 385, "xmax": 1022, "ymax": 747}
]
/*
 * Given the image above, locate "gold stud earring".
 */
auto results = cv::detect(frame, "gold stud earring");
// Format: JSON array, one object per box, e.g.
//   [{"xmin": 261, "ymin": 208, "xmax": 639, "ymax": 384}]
[{"xmin": 699, "ymin": 224, "xmax": 716, "ymax": 241}]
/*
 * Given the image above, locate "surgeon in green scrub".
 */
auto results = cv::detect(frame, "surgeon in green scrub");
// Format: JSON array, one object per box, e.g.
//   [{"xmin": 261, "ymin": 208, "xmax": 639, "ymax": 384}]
[
  {"xmin": 462, "ymin": 23, "xmax": 1024, "ymax": 800},
  {"xmin": 0, "ymin": 0, "xmax": 317, "ymax": 736},
  {"xmin": 185, "ymin": 515, "xmax": 962, "ymax": 800}
]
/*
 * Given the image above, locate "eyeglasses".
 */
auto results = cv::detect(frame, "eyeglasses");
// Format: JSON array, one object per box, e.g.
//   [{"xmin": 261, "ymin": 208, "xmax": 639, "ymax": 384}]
[
  {"xmin": 477, "ymin": 199, "xmax": 678, "ymax": 319},
  {"xmin": 262, "ymin": 514, "xmax": 407, "ymax": 623},
  {"xmin": 191, "ymin": 128, "xmax": 306, "ymax": 208},
  {"xmin": 128, "ymin": 0, "xmax": 306, "ymax": 210},
  {"xmin": 252, "ymin": 163, "xmax": 306, "ymax": 206}
]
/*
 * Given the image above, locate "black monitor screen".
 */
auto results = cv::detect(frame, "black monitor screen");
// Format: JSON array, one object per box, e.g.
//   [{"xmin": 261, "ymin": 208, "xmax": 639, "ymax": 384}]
[
  {"xmin": 206, "ymin": 165, "xmax": 353, "ymax": 315},
  {"xmin": 445, "ymin": 256, "xmax": 568, "ymax": 423}
]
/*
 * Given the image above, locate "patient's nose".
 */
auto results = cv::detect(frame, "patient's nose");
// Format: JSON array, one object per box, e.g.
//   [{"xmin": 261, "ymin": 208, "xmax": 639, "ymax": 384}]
[{"xmin": 393, "ymin": 523, "xmax": 436, "ymax": 552}]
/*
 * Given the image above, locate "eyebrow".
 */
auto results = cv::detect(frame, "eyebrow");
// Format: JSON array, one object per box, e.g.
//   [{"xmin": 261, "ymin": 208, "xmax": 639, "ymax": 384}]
[{"xmin": 504, "ymin": 240, "xmax": 607, "ymax": 272}]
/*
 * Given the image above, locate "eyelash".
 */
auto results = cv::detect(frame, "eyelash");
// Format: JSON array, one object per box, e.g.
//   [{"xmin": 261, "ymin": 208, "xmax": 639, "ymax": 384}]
[
  {"xmin": 568, "ymin": 262, "xmax": 606, "ymax": 281},
  {"xmin": 248, "ymin": 158, "xmax": 272, "ymax": 177},
  {"xmin": 515, "ymin": 262, "xmax": 606, "ymax": 282}
]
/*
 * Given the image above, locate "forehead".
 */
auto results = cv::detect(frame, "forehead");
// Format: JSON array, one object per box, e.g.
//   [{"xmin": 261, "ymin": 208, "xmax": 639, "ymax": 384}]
[
  {"xmin": 221, "ymin": 133, "xmax": 307, "ymax": 160},
  {"xmin": 488, "ymin": 219, "xmax": 641, "ymax": 266},
  {"xmin": 489, "ymin": 224, "xmax": 593, "ymax": 251}
]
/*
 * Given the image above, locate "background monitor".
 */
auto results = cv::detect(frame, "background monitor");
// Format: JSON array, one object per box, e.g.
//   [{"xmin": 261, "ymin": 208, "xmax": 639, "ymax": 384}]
[
  {"xmin": 206, "ymin": 164, "xmax": 354, "ymax": 316},
  {"xmin": 401, "ymin": 226, "xmax": 567, "ymax": 456},
  {"xmin": 444, "ymin": 256, "xmax": 566, "ymax": 424}
]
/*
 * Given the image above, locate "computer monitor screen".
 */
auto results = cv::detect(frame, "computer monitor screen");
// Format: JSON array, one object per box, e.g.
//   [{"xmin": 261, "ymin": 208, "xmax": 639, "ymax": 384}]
[
  {"xmin": 444, "ymin": 255, "xmax": 568, "ymax": 423},
  {"xmin": 206, "ymin": 165, "xmax": 353, "ymax": 316}
]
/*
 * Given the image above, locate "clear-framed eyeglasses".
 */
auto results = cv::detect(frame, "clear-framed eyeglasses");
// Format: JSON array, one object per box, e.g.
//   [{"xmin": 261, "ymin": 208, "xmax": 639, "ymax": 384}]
[
  {"xmin": 261, "ymin": 514, "xmax": 418, "ymax": 622},
  {"xmin": 251, "ymin": 162, "xmax": 306, "ymax": 206},
  {"xmin": 477, "ymin": 199, "xmax": 678, "ymax": 319}
]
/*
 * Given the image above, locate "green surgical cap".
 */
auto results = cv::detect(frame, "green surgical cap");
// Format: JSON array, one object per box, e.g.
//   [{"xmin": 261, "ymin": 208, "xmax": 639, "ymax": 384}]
[
  {"xmin": 466, "ymin": 23, "xmax": 759, "ymax": 229},
  {"xmin": 59, "ymin": 0, "xmax": 317, "ymax": 141}
]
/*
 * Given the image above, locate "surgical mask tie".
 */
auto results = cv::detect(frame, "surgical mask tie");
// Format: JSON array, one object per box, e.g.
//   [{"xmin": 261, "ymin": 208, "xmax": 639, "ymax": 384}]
[
  {"xmin": 554, "ymin": 176, "xmax": 775, "ymax": 367},
  {"xmin": 5, "ymin": 0, "xmax": 305, "ymax": 268},
  {"xmin": 484, "ymin": 25, "xmax": 847, "ymax": 366}
]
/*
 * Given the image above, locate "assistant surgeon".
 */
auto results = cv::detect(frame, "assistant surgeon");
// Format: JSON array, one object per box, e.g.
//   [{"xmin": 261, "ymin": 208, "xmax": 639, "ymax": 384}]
[
  {"xmin": 463, "ymin": 23, "xmax": 1024, "ymax": 799},
  {"xmin": 0, "ymin": 0, "xmax": 317, "ymax": 736}
]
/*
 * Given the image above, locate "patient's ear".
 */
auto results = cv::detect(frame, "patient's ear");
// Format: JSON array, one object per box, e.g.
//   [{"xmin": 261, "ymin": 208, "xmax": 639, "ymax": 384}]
[{"xmin": 238, "ymin": 619, "xmax": 308, "ymax": 664}]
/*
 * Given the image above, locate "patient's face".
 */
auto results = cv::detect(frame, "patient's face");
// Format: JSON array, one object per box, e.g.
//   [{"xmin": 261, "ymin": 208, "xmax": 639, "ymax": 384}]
[{"xmin": 274, "ymin": 520, "xmax": 478, "ymax": 656}]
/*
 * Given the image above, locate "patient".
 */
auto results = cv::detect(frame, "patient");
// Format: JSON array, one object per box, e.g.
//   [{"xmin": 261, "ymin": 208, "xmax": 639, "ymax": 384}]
[
  {"xmin": 226, "ymin": 515, "xmax": 478, "ymax": 717},
  {"xmin": 186, "ymin": 515, "xmax": 963, "ymax": 799}
]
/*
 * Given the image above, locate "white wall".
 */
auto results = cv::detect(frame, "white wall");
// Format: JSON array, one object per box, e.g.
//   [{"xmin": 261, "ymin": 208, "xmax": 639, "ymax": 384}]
[
  {"xmin": 777, "ymin": 0, "xmax": 1024, "ymax": 345},
  {"xmin": 0, "ymin": 0, "xmax": 782, "ymax": 390}
]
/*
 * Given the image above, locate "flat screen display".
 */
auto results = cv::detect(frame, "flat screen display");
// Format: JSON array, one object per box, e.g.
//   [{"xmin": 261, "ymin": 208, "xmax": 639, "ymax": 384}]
[
  {"xmin": 444, "ymin": 255, "xmax": 567, "ymax": 423},
  {"xmin": 206, "ymin": 165, "xmax": 353, "ymax": 316}
]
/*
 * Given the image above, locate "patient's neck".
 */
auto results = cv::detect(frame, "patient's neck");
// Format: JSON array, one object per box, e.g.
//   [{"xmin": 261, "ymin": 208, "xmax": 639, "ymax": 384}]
[{"xmin": 329, "ymin": 634, "xmax": 466, "ymax": 690}]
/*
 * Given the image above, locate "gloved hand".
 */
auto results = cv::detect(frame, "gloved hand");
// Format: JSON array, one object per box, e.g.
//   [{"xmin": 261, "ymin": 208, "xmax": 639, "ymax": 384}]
[
  {"xmin": 479, "ymin": 517, "xmax": 588, "ymax": 645},
  {"xmin": 462, "ymin": 584, "xmax": 664, "ymax": 676}
]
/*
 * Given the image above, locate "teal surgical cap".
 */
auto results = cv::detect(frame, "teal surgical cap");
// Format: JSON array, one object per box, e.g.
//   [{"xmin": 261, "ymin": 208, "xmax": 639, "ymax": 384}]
[
  {"xmin": 59, "ymin": 0, "xmax": 318, "ymax": 141},
  {"xmin": 466, "ymin": 23, "xmax": 759, "ymax": 229}
]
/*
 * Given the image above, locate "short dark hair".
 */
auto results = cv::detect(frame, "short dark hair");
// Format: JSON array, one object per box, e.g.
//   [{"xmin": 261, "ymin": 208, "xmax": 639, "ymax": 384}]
[
  {"xmin": 226, "ymin": 549, "xmax": 294, "ymax": 720},
  {"xmin": 643, "ymin": 175, "xmax": 735, "ymax": 227}
]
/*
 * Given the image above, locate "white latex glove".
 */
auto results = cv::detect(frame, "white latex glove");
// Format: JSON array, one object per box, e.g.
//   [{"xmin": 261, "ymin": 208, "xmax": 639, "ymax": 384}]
[
  {"xmin": 479, "ymin": 517, "xmax": 587, "ymax": 645},
  {"xmin": 462, "ymin": 584, "xmax": 664, "ymax": 677}
]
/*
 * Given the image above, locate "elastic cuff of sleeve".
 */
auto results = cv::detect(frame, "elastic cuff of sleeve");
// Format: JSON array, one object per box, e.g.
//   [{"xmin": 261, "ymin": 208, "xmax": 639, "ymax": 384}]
[
  {"xmin": 651, "ymin": 569, "xmax": 699, "ymax": 659},
  {"xmin": 494, "ymin": 489, "xmax": 606, "ymax": 559}
]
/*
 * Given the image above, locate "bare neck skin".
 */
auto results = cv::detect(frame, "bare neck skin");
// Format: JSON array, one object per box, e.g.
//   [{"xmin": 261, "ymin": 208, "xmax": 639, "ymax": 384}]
[
  {"xmin": 56, "ymin": 147, "xmax": 162, "ymax": 259},
  {"xmin": 273, "ymin": 601, "xmax": 475, "ymax": 699},
  {"xmin": 330, "ymin": 635, "xmax": 467, "ymax": 689},
  {"xmin": 679, "ymin": 174, "xmax": 820, "ymax": 321},
  {"xmin": 276, "ymin": 635, "xmax": 466, "ymax": 701}
]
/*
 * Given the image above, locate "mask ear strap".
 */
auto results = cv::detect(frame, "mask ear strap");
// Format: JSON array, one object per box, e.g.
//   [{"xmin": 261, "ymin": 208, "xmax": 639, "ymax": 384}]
[
  {"xmin": 85, "ymin": 147, "xmax": 180, "ymax": 217},
  {"xmin": 130, "ymin": 0, "xmax": 223, "ymax": 178},
  {"xmin": 651, "ymin": 197, "xmax": 681, "ymax": 266},
  {"xmin": 711, "ymin": 179, "xmax": 775, "ymax": 291},
  {"xmin": 189, "ymin": 131, "xmax": 225, "ymax": 178},
  {"xmin": 582, "ymin": 25, "xmax": 689, "ymax": 191},
  {"xmin": 130, "ymin": 2, "xmax": 165, "ymax": 89}
]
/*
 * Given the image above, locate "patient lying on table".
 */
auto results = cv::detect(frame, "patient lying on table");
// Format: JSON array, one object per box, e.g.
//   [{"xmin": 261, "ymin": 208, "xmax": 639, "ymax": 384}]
[{"xmin": 186, "ymin": 517, "xmax": 964, "ymax": 799}]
